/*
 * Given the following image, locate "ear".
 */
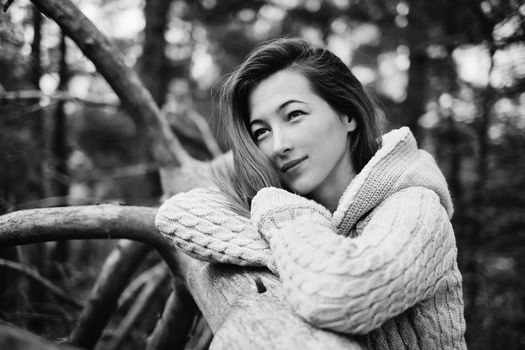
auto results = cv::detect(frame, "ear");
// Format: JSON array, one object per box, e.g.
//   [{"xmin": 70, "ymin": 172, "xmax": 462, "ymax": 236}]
[{"xmin": 343, "ymin": 116, "xmax": 357, "ymax": 132}]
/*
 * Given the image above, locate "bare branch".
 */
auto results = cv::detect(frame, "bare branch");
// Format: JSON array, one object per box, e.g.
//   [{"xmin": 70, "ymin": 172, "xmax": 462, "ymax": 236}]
[
  {"xmin": 1, "ymin": 101, "xmax": 60, "ymax": 123},
  {"xmin": 105, "ymin": 264, "xmax": 169, "ymax": 350},
  {"xmin": 0, "ymin": 205, "xmax": 180, "ymax": 278},
  {"xmin": 117, "ymin": 263, "xmax": 160, "ymax": 310},
  {"xmin": 29, "ymin": 0, "xmax": 192, "ymax": 166},
  {"xmin": 0, "ymin": 258, "xmax": 83, "ymax": 309},
  {"xmin": 183, "ymin": 314, "xmax": 213, "ymax": 350},
  {"xmin": 0, "ymin": 323, "xmax": 81, "ymax": 350},
  {"xmin": 77, "ymin": 162, "xmax": 159, "ymax": 183},
  {"xmin": 69, "ymin": 240, "xmax": 152, "ymax": 349},
  {"xmin": 186, "ymin": 110, "xmax": 223, "ymax": 157},
  {"xmin": 146, "ymin": 280, "xmax": 198, "ymax": 350},
  {"xmin": 0, "ymin": 90, "xmax": 118, "ymax": 107}
]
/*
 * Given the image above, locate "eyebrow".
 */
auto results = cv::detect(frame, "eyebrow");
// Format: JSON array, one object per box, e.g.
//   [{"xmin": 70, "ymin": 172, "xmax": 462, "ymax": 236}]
[{"xmin": 249, "ymin": 99, "xmax": 305, "ymax": 128}]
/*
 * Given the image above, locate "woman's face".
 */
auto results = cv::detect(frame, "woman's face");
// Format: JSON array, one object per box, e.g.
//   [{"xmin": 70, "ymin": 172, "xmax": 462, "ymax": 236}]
[{"xmin": 248, "ymin": 69, "xmax": 356, "ymax": 206}]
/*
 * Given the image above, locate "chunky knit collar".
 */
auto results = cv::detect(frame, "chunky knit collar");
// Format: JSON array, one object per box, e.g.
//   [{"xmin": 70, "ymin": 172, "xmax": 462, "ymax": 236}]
[{"xmin": 331, "ymin": 127, "xmax": 453, "ymax": 233}]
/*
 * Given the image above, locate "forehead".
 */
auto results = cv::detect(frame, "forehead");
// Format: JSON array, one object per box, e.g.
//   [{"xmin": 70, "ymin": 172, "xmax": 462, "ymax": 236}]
[{"xmin": 248, "ymin": 70, "xmax": 315, "ymax": 121}]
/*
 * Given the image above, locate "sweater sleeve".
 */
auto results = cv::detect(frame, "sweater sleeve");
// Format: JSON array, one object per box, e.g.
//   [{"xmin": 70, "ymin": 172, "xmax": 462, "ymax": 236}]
[
  {"xmin": 155, "ymin": 187, "xmax": 277, "ymax": 273},
  {"xmin": 251, "ymin": 186, "xmax": 457, "ymax": 334}
]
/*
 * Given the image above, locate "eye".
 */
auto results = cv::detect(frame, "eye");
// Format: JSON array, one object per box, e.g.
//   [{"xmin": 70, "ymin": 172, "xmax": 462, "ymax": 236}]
[
  {"xmin": 252, "ymin": 128, "xmax": 269, "ymax": 142},
  {"xmin": 287, "ymin": 110, "xmax": 305, "ymax": 120}
]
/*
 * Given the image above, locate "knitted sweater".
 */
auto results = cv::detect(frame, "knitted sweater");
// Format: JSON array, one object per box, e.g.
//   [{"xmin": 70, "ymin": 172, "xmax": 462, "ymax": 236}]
[{"xmin": 155, "ymin": 127, "xmax": 467, "ymax": 349}]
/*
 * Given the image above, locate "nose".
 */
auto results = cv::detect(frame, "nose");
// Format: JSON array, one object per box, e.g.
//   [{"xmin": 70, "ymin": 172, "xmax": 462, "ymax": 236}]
[{"xmin": 271, "ymin": 128, "xmax": 293, "ymax": 157}]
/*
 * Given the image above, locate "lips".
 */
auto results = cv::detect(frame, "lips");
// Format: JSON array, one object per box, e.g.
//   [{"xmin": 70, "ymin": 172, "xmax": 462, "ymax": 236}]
[{"xmin": 280, "ymin": 156, "xmax": 307, "ymax": 173}]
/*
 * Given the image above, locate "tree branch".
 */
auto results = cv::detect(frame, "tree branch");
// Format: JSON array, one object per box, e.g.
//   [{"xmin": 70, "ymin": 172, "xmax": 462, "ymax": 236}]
[
  {"xmin": 146, "ymin": 279, "xmax": 198, "ymax": 350},
  {"xmin": 69, "ymin": 240, "xmax": 152, "ymax": 349},
  {"xmin": 0, "ymin": 205, "xmax": 180, "ymax": 275},
  {"xmin": 105, "ymin": 263, "xmax": 169, "ymax": 350},
  {"xmin": 0, "ymin": 323, "xmax": 81, "ymax": 350},
  {"xmin": 117, "ymin": 262, "xmax": 160, "ymax": 310},
  {"xmin": 29, "ymin": 0, "xmax": 192, "ymax": 166}
]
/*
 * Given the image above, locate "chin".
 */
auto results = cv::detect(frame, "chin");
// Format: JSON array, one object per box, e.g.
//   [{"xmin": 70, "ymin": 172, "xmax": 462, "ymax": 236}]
[{"xmin": 285, "ymin": 180, "xmax": 317, "ymax": 196}]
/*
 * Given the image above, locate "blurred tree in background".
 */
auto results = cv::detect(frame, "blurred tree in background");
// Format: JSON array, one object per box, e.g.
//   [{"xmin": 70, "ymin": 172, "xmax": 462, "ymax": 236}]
[{"xmin": 0, "ymin": 0, "xmax": 524, "ymax": 349}]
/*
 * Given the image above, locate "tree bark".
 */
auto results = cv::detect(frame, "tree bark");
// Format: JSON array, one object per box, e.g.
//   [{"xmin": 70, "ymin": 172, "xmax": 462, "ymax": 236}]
[
  {"xmin": 30, "ymin": 4, "xmax": 48, "ymax": 199},
  {"xmin": 138, "ymin": 0, "xmax": 172, "ymax": 107},
  {"xmin": 401, "ymin": 0, "xmax": 429, "ymax": 141},
  {"xmin": 0, "ymin": 205, "xmax": 179, "ymax": 275},
  {"xmin": 133, "ymin": 0, "xmax": 175, "ymax": 204},
  {"xmin": 183, "ymin": 263, "xmax": 364, "ymax": 349}
]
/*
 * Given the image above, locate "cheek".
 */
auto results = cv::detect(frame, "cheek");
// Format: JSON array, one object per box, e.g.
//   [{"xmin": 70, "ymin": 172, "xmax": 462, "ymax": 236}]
[
  {"xmin": 256, "ymin": 141, "xmax": 272, "ymax": 159},
  {"xmin": 256, "ymin": 142, "xmax": 281, "ymax": 170}
]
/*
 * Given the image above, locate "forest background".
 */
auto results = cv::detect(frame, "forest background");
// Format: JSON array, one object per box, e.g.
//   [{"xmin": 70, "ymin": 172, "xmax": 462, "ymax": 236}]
[{"xmin": 0, "ymin": 0, "xmax": 524, "ymax": 349}]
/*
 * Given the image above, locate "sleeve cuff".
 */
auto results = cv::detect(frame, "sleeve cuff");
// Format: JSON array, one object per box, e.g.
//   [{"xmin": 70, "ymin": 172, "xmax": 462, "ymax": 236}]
[{"xmin": 251, "ymin": 187, "xmax": 331, "ymax": 233}]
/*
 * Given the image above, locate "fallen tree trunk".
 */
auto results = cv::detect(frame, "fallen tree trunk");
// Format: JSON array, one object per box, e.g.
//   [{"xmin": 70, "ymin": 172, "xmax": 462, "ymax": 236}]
[
  {"xmin": 0, "ymin": 208, "xmax": 364, "ymax": 349},
  {"xmin": 184, "ymin": 263, "xmax": 364, "ymax": 349}
]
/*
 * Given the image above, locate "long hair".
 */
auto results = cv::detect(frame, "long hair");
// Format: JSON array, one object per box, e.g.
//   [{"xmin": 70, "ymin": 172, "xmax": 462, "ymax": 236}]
[{"xmin": 214, "ymin": 37, "xmax": 383, "ymax": 217}]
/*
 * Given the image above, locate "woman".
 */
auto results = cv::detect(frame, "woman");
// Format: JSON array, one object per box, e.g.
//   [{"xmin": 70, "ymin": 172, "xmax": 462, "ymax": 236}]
[{"xmin": 155, "ymin": 38, "xmax": 467, "ymax": 349}]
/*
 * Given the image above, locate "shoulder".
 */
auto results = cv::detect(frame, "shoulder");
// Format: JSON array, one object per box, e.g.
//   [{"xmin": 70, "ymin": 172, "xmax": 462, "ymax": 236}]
[
  {"xmin": 383, "ymin": 186, "xmax": 441, "ymax": 207},
  {"xmin": 359, "ymin": 187, "xmax": 451, "ymax": 234}
]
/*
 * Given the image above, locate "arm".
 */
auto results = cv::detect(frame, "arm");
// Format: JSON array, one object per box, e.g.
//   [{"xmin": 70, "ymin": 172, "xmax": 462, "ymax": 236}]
[
  {"xmin": 155, "ymin": 187, "xmax": 277, "ymax": 273},
  {"xmin": 251, "ymin": 186, "xmax": 457, "ymax": 334}
]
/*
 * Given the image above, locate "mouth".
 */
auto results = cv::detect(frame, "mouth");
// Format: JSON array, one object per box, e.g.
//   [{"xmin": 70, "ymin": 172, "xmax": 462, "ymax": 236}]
[{"xmin": 280, "ymin": 156, "xmax": 307, "ymax": 173}]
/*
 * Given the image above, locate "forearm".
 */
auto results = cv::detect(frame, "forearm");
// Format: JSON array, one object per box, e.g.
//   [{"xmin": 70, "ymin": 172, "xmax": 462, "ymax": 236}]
[
  {"xmin": 155, "ymin": 187, "xmax": 277, "ymax": 272},
  {"xmin": 254, "ymin": 187, "xmax": 457, "ymax": 334}
]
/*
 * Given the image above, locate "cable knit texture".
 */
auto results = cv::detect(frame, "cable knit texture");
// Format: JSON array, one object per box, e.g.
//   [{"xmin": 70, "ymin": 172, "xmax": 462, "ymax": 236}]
[
  {"xmin": 155, "ymin": 127, "xmax": 467, "ymax": 349},
  {"xmin": 155, "ymin": 187, "xmax": 278, "ymax": 273}
]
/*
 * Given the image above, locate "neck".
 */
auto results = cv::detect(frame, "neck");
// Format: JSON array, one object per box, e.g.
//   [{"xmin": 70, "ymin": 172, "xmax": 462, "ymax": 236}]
[{"xmin": 310, "ymin": 165, "xmax": 356, "ymax": 213}]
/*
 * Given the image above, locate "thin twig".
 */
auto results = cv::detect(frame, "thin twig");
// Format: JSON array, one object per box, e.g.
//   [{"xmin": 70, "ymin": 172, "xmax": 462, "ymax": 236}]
[
  {"xmin": 105, "ymin": 264, "xmax": 169, "ymax": 350},
  {"xmin": 117, "ymin": 262, "xmax": 163, "ymax": 309},
  {"xmin": 0, "ymin": 101, "xmax": 60, "ymax": 123},
  {"xmin": 0, "ymin": 90, "xmax": 119, "ymax": 107},
  {"xmin": 0, "ymin": 258, "xmax": 83, "ymax": 309},
  {"xmin": 145, "ymin": 279, "xmax": 198, "ymax": 350},
  {"xmin": 187, "ymin": 110, "xmax": 223, "ymax": 157},
  {"xmin": 76, "ymin": 162, "xmax": 159, "ymax": 183}
]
